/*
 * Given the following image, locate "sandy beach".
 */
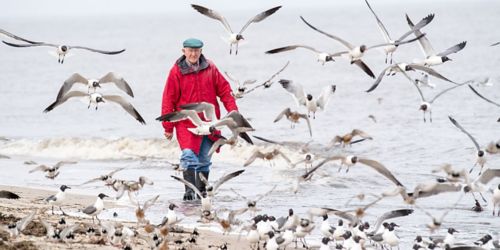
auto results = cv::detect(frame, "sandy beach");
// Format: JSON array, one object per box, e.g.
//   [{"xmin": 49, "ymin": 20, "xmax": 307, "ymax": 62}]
[{"xmin": 0, "ymin": 185, "xmax": 256, "ymax": 250}]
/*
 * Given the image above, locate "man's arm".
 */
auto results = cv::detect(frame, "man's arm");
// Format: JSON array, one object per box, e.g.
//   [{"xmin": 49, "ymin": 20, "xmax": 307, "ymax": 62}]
[
  {"xmin": 161, "ymin": 68, "xmax": 180, "ymax": 136},
  {"xmin": 213, "ymin": 66, "xmax": 238, "ymax": 112}
]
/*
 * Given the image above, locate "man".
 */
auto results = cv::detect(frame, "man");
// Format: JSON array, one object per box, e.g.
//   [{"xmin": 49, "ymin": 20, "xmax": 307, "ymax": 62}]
[{"xmin": 161, "ymin": 38, "xmax": 238, "ymax": 201}]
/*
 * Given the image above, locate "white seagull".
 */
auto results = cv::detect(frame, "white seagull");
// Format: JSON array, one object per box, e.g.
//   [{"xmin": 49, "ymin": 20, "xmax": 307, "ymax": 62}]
[
  {"xmin": 279, "ymin": 79, "xmax": 336, "ymax": 118},
  {"xmin": 300, "ymin": 16, "xmax": 424, "ymax": 78},
  {"xmin": 448, "ymin": 116, "xmax": 487, "ymax": 174},
  {"xmin": 56, "ymin": 72, "xmax": 134, "ymax": 100},
  {"xmin": 191, "ymin": 4, "xmax": 282, "ymax": 55},
  {"xmin": 29, "ymin": 161, "xmax": 77, "ymax": 179},
  {"xmin": 364, "ymin": 0, "xmax": 435, "ymax": 64},
  {"xmin": 45, "ymin": 185, "xmax": 71, "ymax": 215},
  {"xmin": 82, "ymin": 193, "xmax": 109, "ymax": 224},
  {"xmin": 2, "ymin": 39, "xmax": 125, "ymax": 64},
  {"xmin": 411, "ymin": 81, "xmax": 466, "ymax": 123},
  {"xmin": 265, "ymin": 45, "xmax": 337, "ymax": 65},
  {"xmin": 406, "ymin": 14, "xmax": 466, "ymax": 67},
  {"xmin": 43, "ymin": 91, "xmax": 146, "ymax": 124}
]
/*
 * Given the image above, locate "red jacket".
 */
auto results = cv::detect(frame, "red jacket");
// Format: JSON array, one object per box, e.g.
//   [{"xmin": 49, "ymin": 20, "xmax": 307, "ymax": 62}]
[{"xmin": 161, "ymin": 55, "xmax": 238, "ymax": 154}]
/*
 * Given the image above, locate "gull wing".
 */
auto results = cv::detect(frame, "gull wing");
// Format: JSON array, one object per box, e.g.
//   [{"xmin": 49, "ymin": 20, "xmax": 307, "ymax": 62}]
[
  {"xmin": 370, "ymin": 209, "xmax": 414, "ymax": 235},
  {"xmin": 244, "ymin": 150, "xmax": 266, "ymax": 167},
  {"xmin": 266, "ymin": 45, "xmax": 322, "ymax": 55},
  {"xmin": 29, "ymin": 165, "xmax": 49, "ymax": 173},
  {"xmin": 171, "ymin": 175, "xmax": 202, "ymax": 198},
  {"xmin": 436, "ymin": 41, "xmax": 467, "ymax": 57},
  {"xmin": 239, "ymin": 6, "xmax": 282, "ymax": 34},
  {"xmin": 44, "ymin": 91, "xmax": 88, "ymax": 113},
  {"xmin": 56, "ymin": 73, "xmax": 88, "ymax": 100},
  {"xmin": 406, "ymin": 14, "xmax": 435, "ymax": 57},
  {"xmin": 274, "ymin": 107, "xmax": 291, "ymax": 122},
  {"xmin": 69, "ymin": 45, "xmax": 125, "ymax": 55},
  {"xmin": 316, "ymin": 85, "xmax": 336, "ymax": 110},
  {"xmin": 16, "ymin": 209, "xmax": 37, "ymax": 232},
  {"xmin": 191, "ymin": 4, "xmax": 233, "ymax": 34},
  {"xmin": 477, "ymin": 169, "xmax": 500, "ymax": 185},
  {"xmin": 99, "ymin": 72, "xmax": 134, "ymax": 97},
  {"xmin": 213, "ymin": 169, "xmax": 245, "ymax": 192},
  {"xmin": 180, "ymin": 102, "xmax": 217, "ymax": 121},
  {"xmin": 358, "ymin": 158, "xmax": 404, "ymax": 186},
  {"xmin": 468, "ymin": 84, "xmax": 500, "ymax": 107},
  {"xmin": 396, "ymin": 14, "xmax": 434, "ymax": 42},
  {"xmin": 246, "ymin": 61, "xmax": 290, "ymax": 94},
  {"xmin": 156, "ymin": 109, "xmax": 202, "ymax": 126},
  {"xmin": 2, "ymin": 40, "xmax": 57, "ymax": 48},
  {"xmin": 448, "ymin": 116, "xmax": 480, "ymax": 151},
  {"xmin": 53, "ymin": 161, "xmax": 77, "ymax": 169},
  {"xmin": 0, "ymin": 29, "xmax": 41, "ymax": 44},
  {"xmin": 279, "ymin": 79, "xmax": 307, "ymax": 106},
  {"xmin": 409, "ymin": 64, "xmax": 457, "ymax": 84},
  {"xmin": 429, "ymin": 82, "xmax": 466, "ymax": 104},
  {"xmin": 353, "ymin": 60, "xmax": 376, "ymax": 78},
  {"xmin": 365, "ymin": 65, "xmax": 393, "ymax": 92},
  {"xmin": 300, "ymin": 16, "xmax": 354, "ymax": 49},
  {"xmin": 142, "ymin": 194, "xmax": 160, "ymax": 212},
  {"xmin": 103, "ymin": 95, "xmax": 146, "ymax": 124},
  {"xmin": 364, "ymin": 0, "xmax": 391, "ymax": 42}
]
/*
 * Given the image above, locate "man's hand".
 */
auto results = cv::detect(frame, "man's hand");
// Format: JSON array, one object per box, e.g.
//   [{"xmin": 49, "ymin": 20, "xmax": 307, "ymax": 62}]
[{"xmin": 164, "ymin": 132, "xmax": 173, "ymax": 140}]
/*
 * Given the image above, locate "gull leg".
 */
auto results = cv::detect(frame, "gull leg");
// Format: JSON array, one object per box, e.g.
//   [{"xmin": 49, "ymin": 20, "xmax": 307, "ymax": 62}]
[
  {"xmin": 423, "ymin": 112, "xmax": 426, "ymax": 123},
  {"xmin": 469, "ymin": 162, "xmax": 477, "ymax": 173},
  {"xmin": 236, "ymin": 43, "xmax": 239, "ymax": 55},
  {"xmin": 52, "ymin": 205, "xmax": 55, "ymax": 215},
  {"xmin": 479, "ymin": 192, "xmax": 487, "ymax": 203},
  {"xmin": 59, "ymin": 206, "xmax": 68, "ymax": 216}
]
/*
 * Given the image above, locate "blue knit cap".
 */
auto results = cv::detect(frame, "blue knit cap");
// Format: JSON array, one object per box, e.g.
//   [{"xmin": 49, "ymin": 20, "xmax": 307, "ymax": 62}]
[{"xmin": 183, "ymin": 38, "xmax": 204, "ymax": 48}]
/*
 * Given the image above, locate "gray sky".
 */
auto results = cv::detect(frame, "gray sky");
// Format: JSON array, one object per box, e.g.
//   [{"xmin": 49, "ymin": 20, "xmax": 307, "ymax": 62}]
[{"xmin": 2, "ymin": 0, "xmax": 346, "ymax": 18}]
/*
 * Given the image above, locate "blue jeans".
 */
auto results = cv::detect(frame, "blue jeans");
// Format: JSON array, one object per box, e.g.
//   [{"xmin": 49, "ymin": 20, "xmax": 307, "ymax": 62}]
[{"xmin": 180, "ymin": 136, "xmax": 213, "ymax": 172}]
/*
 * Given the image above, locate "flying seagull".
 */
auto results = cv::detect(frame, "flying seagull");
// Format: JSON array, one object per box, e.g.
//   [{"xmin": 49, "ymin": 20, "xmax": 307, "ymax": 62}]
[
  {"xmin": 191, "ymin": 4, "xmax": 281, "ymax": 55},
  {"xmin": 406, "ymin": 14, "xmax": 466, "ymax": 67},
  {"xmin": 44, "ymin": 91, "xmax": 146, "ymax": 124},
  {"xmin": 279, "ymin": 79, "xmax": 336, "ymax": 118},
  {"xmin": 56, "ymin": 72, "xmax": 134, "ymax": 100},
  {"xmin": 2, "ymin": 38, "xmax": 125, "ymax": 64},
  {"xmin": 364, "ymin": 0, "xmax": 434, "ymax": 63}
]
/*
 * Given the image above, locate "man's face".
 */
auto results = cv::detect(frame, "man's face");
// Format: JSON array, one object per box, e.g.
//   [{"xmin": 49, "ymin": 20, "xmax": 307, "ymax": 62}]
[{"xmin": 182, "ymin": 47, "xmax": 202, "ymax": 64}]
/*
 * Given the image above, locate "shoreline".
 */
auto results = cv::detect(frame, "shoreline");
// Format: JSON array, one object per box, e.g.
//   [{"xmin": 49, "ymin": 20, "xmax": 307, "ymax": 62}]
[{"xmin": 0, "ymin": 185, "xmax": 254, "ymax": 250}]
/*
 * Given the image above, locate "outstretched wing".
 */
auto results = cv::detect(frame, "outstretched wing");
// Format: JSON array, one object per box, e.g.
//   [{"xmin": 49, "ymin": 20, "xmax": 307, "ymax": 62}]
[
  {"xmin": 29, "ymin": 165, "xmax": 49, "ymax": 173},
  {"xmin": 239, "ymin": 6, "xmax": 282, "ymax": 34},
  {"xmin": 191, "ymin": 4, "xmax": 233, "ymax": 34},
  {"xmin": 213, "ymin": 169, "xmax": 245, "ymax": 192},
  {"xmin": 171, "ymin": 175, "xmax": 202, "ymax": 198},
  {"xmin": 99, "ymin": 72, "xmax": 134, "ymax": 97},
  {"xmin": 468, "ymin": 84, "xmax": 500, "ymax": 107},
  {"xmin": 448, "ymin": 116, "xmax": 480, "ymax": 151},
  {"xmin": 104, "ymin": 95, "xmax": 146, "ymax": 124},
  {"xmin": 316, "ymin": 85, "xmax": 336, "ymax": 110},
  {"xmin": 406, "ymin": 14, "xmax": 435, "ymax": 57},
  {"xmin": 358, "ymin": 158, "xmax": 404, "ymax": 186},
  {"xmin": 180, "ymin": 102, "xmax": 217, "ymax": 122},
  {"xmin": 436, "ymin": 41, "xmax": 467, "ymax": 57},
  {"xmin": 300, "ymin": 16, "xmax": 354, "ymax": 49},
  {"xmin": 53, "ymin": 161, "xmax": 77, "ymax": 169},
  {"xmin": 70, "ymin": 46, "xmax": 125, "ymax": 55},
  {"xmin": 56, "ymin": 73, "xmax": 88, "ymax": 100},
  {"xmin": 429, "ymin": 82, "xmax": 466, "ymax": 104},
  {"xmin": 279, "ymin": 79, "xmax": 307, "ymax": 106},
  {"xmin": 44, "ymin": 91, "xmax": 88, "ymax": 113}
]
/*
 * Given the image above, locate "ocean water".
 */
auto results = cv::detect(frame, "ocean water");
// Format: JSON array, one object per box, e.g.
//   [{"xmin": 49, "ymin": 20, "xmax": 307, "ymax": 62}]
[{"xmin": 1, "ymin": 0, "xmax": 499, "ymax": 248}]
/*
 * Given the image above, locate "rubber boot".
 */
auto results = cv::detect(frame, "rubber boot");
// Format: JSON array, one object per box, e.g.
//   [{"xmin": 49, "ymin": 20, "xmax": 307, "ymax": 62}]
[
  {"xmin": 196, "ymin": 171, "xmax": 209, "ymax": 199},
  {"xmin": 182, "ymin": 169, "xmax": 197, "ymax": 201}
]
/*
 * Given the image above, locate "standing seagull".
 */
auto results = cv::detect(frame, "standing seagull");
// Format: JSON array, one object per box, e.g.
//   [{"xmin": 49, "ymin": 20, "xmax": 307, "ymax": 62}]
[
  {"xmin": 411, "ymin": 81, "xmax": 466, "ymax": 122},
  {"xmin": 43, "ymin": 91, "xmax": 146, "ymax": 124},
  {"xmin": 448, "ymin": 116, "xmax": 487, "ymax": 174},
  {"xmin": 364, "ymin": 0, "xmax": 435, "ymax": 64},
  {"xmin": 45, "ymin": 185, "xmax": 71, "ymax": 215},
  {"xmin": 300, "ymin": 16, "xmax": 423, "ymax": 78},
  {"xmin": 82, "ymin": 193, "xmax": 109, "ymax": 224},
  {"xmin": 406, "ymin": 14, "xmax": 466, "ymax": 66},
  {"xmin": 191, "ymin": 4, "xmax": 282, "ymax": 55},
  {"xmin": 29, "ymin": 161, "xmax": 77, "ymax": 179},
  {"xmin": 279, "ymin": 79, "xmax": 336, "ymax": 118},
  {"xmin": 56, "ymin": 72, "xmax": 134, "ymax": 100},
  {"xmin": 2, "ymin": 39, "xmax": 125, "ymax": 64}
]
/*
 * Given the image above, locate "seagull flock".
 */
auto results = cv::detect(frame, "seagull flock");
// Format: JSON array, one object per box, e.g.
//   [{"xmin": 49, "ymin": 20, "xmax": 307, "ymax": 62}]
[{"xmin": 1, "ymin": 1, "xmax": 500, "ymax": 250}]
